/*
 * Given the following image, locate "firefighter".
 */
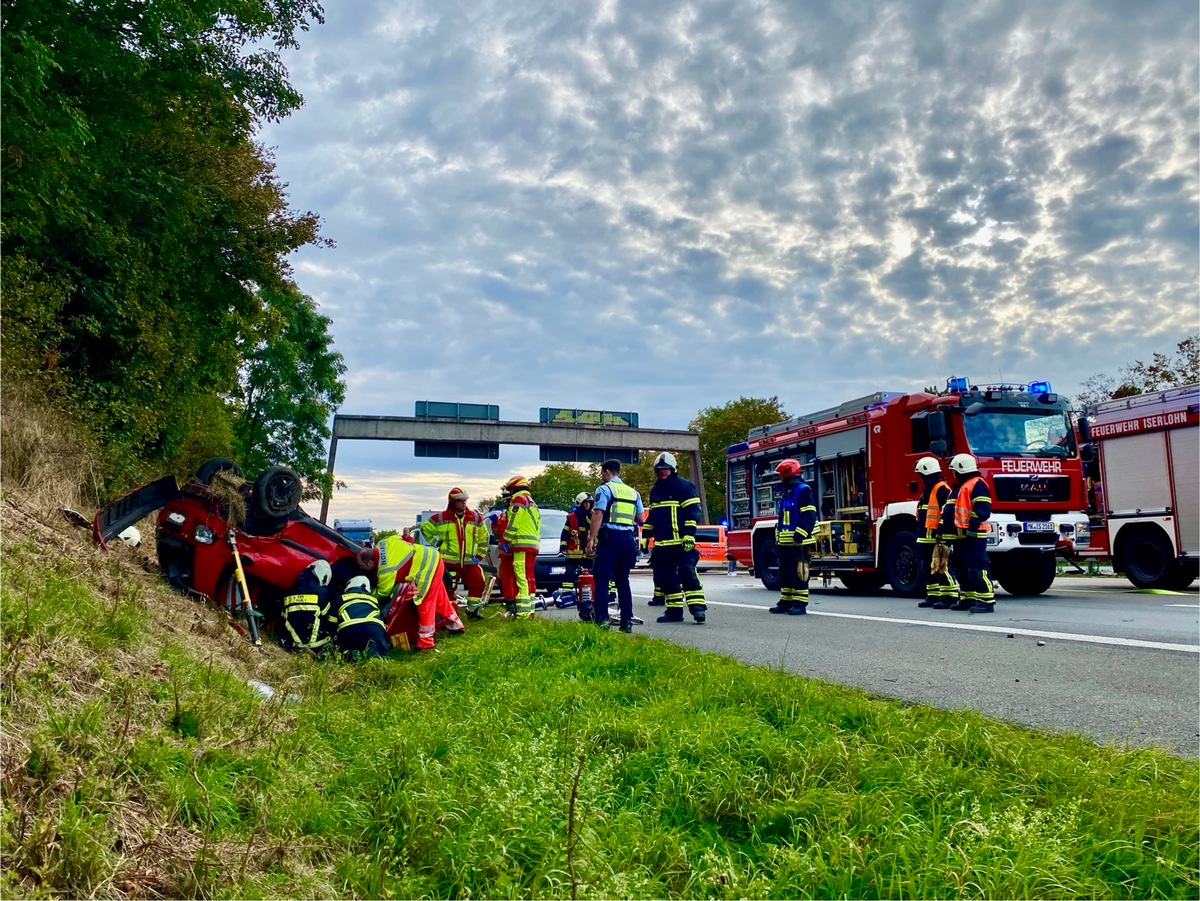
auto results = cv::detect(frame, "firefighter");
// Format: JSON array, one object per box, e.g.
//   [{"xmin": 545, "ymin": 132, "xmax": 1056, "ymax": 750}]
[
  {"xmin": 914, "ymin": 457, "xmax": 959, "ymax": 609},
  {"xmin": 585, "ymin": 460, "xmax": 644, "ymax": 632},
  {"xmin": 280, "ymin": 560, "xmax": 334, "ymax": 654},
  {"xmin": 941, "ymin": 453, "xmax": 995, "ymax": 613},
  {"xmin": 420, "ymin": 487, "xmax": 490, "ymax": 620},
  {"xmin": 769, "ymin": 458, "xmax": 817, "ymax": 616},
  {"xmin": 362, "ymin": 535, "xmax": 466, "ymax": 649},
  {"xmin": 331, "ymin": 575, "xmax": 390, "ymax": 660},
  {"xmin": 643, "ymin": 451, "xmax": 707, "ymax": 624},
  {"xmin": 502, "ymin": 476, "xmax": 541, "ymax": 618},
  {"xmin": 559, "ymin": 491, "xmax": 594, "ymax": 600}
]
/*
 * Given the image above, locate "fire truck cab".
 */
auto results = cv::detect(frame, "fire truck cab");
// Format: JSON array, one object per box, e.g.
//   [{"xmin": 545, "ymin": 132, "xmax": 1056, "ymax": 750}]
[{"xmin": 726, "ymin": 380, "xmax": 1091, "ymax": 597}]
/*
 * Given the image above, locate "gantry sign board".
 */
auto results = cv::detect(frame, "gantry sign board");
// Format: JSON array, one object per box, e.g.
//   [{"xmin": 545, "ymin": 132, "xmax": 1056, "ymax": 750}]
[{"xmin": 319, "ymin": 411, "xmax": 707, "ymax": 523}]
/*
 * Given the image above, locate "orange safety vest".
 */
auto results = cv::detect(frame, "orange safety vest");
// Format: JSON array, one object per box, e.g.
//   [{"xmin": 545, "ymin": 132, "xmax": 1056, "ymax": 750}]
[
  {"xmin": 924, "ymin": 480, "xmax": 951, "ymax": 531},
  {"xmin": 953, "ymin": 476, "xmax": 991, "ymax": 533}
]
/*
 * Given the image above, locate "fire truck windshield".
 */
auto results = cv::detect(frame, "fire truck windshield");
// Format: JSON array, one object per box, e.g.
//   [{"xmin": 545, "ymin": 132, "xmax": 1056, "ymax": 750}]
[{"xmin": 962, "ymin": 408, "xmax": 1074, "ymax": 457}]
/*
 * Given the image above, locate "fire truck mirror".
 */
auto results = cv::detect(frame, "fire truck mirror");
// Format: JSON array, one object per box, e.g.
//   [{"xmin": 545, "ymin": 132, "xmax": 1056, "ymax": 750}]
[
  {"xmin": 1077, "ymin": 416, "xmax": 1092, "ymax": 442},
  {"xmin": 964, "ymin": 402, "xmax": 985, "ymax": 416},
  {"xmin": 930, "ymin": 439, "xmax": 947, "ymax": 456},
  {"xmin": 928, "ymin": 410, "xmax": 947, "ymax": 440}
]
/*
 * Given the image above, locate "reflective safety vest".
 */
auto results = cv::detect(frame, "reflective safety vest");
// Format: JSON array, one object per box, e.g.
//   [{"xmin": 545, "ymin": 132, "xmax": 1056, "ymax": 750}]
[
  {"xmin": 377, "ymin": 537, "xmax": 442, "ymax": 605},
  {"xmin": 954, "ymin": 476, "xmax": 992, "ymax": 535},
  {"xmin": 504, "ymin": 491, "xmax": 541, "ymax": 551},
  {"xmin": 335, "ymin": 590, "xmax": 386, "ymax": 631},
  {"xmin": 601, "ymin": 480, "xmax": 638, "ymax": 529},
  {"xmin": 922, "ymin": 480, "xmax": 952, "ymax": 531},
  {"xmin": 420, "ymin": 508, "xmax": 488, "ymax": 568},
  {"xmin": 282, "ymin": 592, "xmax": 331, "ymax": 649}
]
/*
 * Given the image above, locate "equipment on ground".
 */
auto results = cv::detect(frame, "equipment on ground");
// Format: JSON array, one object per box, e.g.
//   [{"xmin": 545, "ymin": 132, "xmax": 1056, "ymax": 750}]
[{"xmin": 226, "ymin": 529, "xmax": 263, "ymax": 649}]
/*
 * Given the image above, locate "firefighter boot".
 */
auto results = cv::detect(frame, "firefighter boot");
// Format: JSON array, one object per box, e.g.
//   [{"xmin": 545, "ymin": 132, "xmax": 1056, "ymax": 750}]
[
  {"xmin": 768, "ymin": 603, "xmax": 791, "ymax": 614},
  {"xmin": 969, "ymin": 602, "xmax": 995, "ymax": 614},
  {"xmin": 787, "ymin": 603, "xmax": 808, "ymax": 615},
  {"xmin": 656, "ymin": 610, "xmax": 684, "ymax": 623}
]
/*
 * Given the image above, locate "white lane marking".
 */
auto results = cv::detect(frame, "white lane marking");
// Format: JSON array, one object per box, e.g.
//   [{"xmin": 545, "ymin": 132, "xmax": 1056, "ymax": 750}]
[
  {"xmin": 702, "ymin": 601, "xmax": 1200, "ymax": 653},
  {"xmin": 1164, "ymin": 604, "xmax": 1200, "ymax": 608}
]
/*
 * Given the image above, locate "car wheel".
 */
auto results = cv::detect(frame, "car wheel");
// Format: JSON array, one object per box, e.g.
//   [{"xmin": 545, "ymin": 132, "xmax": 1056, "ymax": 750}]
[
  {"xmin": 195, "ymin": 457, "xmax": 243, "ymax": 485},
  {"xmin": 252, "ymin": 465, "xmax": 303, "ymax": 519}
]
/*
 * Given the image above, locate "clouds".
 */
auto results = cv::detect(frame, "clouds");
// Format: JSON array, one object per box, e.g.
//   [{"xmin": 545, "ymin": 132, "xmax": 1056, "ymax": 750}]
[{"xmin": 264, "ymin": 0, "xmax": 1199, "ymax": 528}]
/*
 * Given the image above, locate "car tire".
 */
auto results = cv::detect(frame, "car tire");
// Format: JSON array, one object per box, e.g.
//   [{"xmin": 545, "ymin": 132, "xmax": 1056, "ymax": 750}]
[
  {"xmin": 195, "ymin": 458, "xmax": 243, "ymax": 485},
  {"xmin": 252, "ymin": 465, "xmax": 303, "ymax": 519}
]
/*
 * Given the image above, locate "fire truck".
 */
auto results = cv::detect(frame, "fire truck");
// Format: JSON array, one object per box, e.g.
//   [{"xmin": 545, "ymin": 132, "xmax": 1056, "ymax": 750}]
[
  {"xmin": 726, "ymin": 380, "xmax": 1091, "ymax": 597},
  {"xmin": 1075, "ymin": 384, "xmax": 1198, "ymax": 590}
]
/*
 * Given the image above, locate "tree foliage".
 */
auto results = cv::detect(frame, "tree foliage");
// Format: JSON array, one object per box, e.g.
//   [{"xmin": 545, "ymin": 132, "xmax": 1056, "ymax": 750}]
[
  {"xmin": 527, "ymin": 463, "xmax": 593, "ymax": 512},
  {"xmin": 1, "ymin": 0, "xmax": 331, "ymax": 493},
  {"xmin": 231, "ymin": 284, "xmax": 346, "ymax": 496},
  {"xmin": 689, "ymin": 396, "xmax": 789, "ymax": 523},
  {"xmin": 1075, "ymin": 335, "xmax": 1199, "ymax": 406}
]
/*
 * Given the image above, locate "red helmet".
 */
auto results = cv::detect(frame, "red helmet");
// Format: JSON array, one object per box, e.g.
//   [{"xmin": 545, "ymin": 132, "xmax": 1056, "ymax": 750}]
[
  {"xmin": 503, "ymin": 475, "xmax": 530, "ymax": 493},
  {"xmin": 448, "ymin": 487, "xmax": 468, "ymax": 503},
  {"xmin": 775, "ymin": 459, "xmax": 802, "ymax": 479}
]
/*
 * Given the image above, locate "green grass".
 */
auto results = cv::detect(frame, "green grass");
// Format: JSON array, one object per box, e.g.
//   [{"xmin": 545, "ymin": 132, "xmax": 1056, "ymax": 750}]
[{"xmin": 2, "ymin": 539, "xmax": 1197, "ymax": 899}]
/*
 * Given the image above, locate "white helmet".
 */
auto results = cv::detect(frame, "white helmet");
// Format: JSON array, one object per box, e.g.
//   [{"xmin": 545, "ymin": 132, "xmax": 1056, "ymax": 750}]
[
  {"xmin": 345, "ymin": 575, "xmax": 371, "ymax": 593},
  {"xmin": 117, "ymin": 526, "xmax": 141, "ymax": 548},
  {"xmin": 574, "ymin": 492, "xmax": 590, "ymax": 504},
  {"xmin": 949, "ymin": 453, "xmax": 978, "ymax": 474},
  {"xmin": 914, "ymin": 456, "xmax": 942, "ymax": 477},
  {"xmin": 653, "ymin": 451, "xmax": 678, "ymax": 470},
  {"xmin": 309, "ymin": 559, "xmax": 332, "ymax": 587}
]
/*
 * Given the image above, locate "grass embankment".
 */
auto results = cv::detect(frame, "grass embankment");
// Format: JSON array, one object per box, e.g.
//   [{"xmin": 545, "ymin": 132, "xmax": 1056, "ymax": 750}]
[{"xmin": 1, "ymin": 507, "xmax": 1197, "ymax": 900}]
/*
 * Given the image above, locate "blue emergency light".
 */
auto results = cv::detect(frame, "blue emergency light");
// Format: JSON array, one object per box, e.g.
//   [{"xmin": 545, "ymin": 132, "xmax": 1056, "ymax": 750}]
[
  {"xmin": 946, "ymin": 377, "xmax": 969, "ymax": 393},
  {"xmin": 1028, "ymin": 380, "xmax": 1052, "ymax": 394}
]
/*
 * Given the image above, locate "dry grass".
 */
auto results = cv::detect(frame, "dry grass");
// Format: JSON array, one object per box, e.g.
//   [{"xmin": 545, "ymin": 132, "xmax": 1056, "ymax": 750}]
[{"xmin": 0, "ymin": 375, "xmax": 103, "ymax": 512}]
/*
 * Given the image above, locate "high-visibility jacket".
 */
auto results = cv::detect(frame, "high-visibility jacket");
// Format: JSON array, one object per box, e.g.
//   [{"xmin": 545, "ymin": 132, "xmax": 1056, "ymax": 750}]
[
  {"xmin": 560, "ymin": 505, "xmax": 592, "ymax": 557},
  {"xmin": 643, "ymin": 473, "xmax": 701, "ymax": 547},
  {"xmin": 953, "ymin": 476, "xmax": 992, "ymax": 537},
  {"xmin": 776, "ymin": 478, "xmax": 817, "ymax": 546},
  {"xmin": 918, "ymin": 479, "xmax": 953, "ymax": 541},
  {"xmin": 419, "ymin": 508, "xmax": 488, "ymax": 568},
  {"xmin": 598, "ymin": 480, "xmax": 638, "ymax": 529},
  {"xmin": 504, "ymin": 490, "xmax": 541, "ymax": 552},
  {"xmin": 334, "ymin": 589, "xmax": 386, "ymax": 631},
  {"xmin": 281, "ymin": 568, "xmax": 332, "ymax": 649},
  {"xmin": 375, "ymin": 536, "xmax": 442, "ymax": 604}
]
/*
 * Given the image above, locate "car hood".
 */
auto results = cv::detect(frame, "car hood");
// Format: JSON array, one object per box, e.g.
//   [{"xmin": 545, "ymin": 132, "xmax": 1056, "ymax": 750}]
[{"xmin": 540, "ymin": 535, "xmax": 562, "ymax": 555}]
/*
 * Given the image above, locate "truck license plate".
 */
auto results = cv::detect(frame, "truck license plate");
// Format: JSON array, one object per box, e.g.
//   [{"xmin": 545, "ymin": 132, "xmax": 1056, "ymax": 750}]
[{"xmin": 1023, "ymin": 522, "xmax": 1055, "ymax": 532}]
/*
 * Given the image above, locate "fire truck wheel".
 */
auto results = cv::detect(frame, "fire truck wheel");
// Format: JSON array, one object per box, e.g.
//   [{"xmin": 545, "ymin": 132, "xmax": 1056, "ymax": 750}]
[
  {"xmin": 883, "ymin": 531, "xmax": 923, "ymax": 597},
  {"xmin": 992, "ymin": 551, "xmax": 1056, "ymax": 596},
  {"xmin": 755, "ymin": 538, "xmax": 781, "ymax": 591},
  {"xmin": 1119, "ymin": 527, "xmax": 1174, "ymax": 589}
]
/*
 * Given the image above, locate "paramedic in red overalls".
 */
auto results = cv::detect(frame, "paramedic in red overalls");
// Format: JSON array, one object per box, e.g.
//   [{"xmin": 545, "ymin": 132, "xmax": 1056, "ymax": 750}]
[{"xmin": 420, "ymin": 487, "xmax": 490, "ymax": 620}]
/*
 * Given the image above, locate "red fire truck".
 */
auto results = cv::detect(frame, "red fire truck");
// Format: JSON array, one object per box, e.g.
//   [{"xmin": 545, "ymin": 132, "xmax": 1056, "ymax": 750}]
[
  {"xmin": 726, "ymin": 380, "xmax": 1091, "ymax": 597},
  {"xmin": 1075, "ymin": 384, "xmax": 1198, "ymax": 589}
]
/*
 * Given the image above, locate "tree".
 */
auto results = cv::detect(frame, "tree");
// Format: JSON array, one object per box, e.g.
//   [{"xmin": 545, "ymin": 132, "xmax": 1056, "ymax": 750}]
[
  {"xmin": 231, "ymin": 283, "xmax": 347, "ymax": 496},
  {"xmin": 528, "ymin": 463, "xmax": 593, "ymax": 512},
  {"xmin": 689, "ymin": 397, "xmax": 789, "ymax": 523},
  {"xmin": 1076, "ymin": 335, "xmax": 1199, "ymax": 406}
]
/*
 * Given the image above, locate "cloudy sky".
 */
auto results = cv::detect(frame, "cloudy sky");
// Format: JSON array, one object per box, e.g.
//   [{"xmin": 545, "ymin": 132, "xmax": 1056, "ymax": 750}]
[{"xmin": 258, "ymin": 0, "xmax": 1199, "ymax": 531}]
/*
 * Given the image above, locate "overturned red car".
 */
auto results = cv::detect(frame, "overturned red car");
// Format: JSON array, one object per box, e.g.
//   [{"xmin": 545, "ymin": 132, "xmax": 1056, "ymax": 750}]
[{"xmin": 94, "ymin": 459, "xmax": 372, "ymax": 619}]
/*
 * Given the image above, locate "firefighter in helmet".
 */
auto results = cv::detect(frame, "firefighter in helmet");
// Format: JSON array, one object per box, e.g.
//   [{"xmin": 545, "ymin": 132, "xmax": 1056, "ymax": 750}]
[
  {"xmin": 419, "ymin": 486, "xmax": 490, "ymax": 620},
  {"xmin": 914, "ymin": 457, "xmax": 958, "ymax": 609},
  {"xmin": 643, "ymin": 451, "xmax": 707, "ymax": 624},
  {"xmin": 280, "ymin": 560, "xmax": 335, "ymax": 654},
  {"xmin": 939, "ymin": 453, "xmax": 995, "ymax": 613},
  {"xmin": 330, "ymin": 574, "xmax": 390, "ymax": 660},
  {"xmin": 501, "ymin": 475, "xmax": 541, "ymax": 618},
  {"xmin": 559, "ymin": 491, "xmax": 594, "ymax": 600},
  {"xmin": 769, "ymin": 458, "xmax": 817, "ymax": 616}
]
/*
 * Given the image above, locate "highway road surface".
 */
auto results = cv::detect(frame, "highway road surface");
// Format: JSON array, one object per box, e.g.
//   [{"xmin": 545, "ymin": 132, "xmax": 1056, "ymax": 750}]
[{"xmin": 535, "ymin": 571, "xmax": 1200, "ymax": 756}]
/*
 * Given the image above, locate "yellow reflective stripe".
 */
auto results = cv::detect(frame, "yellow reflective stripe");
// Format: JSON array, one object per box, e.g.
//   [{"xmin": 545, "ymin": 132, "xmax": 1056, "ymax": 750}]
[
  {"xmin": 337, "ymin": 593, "xmax": 385, "ymax": 629},
  {"xmin": 409, "ymin": 547, "xmax": 440, "ymax": 602}
]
